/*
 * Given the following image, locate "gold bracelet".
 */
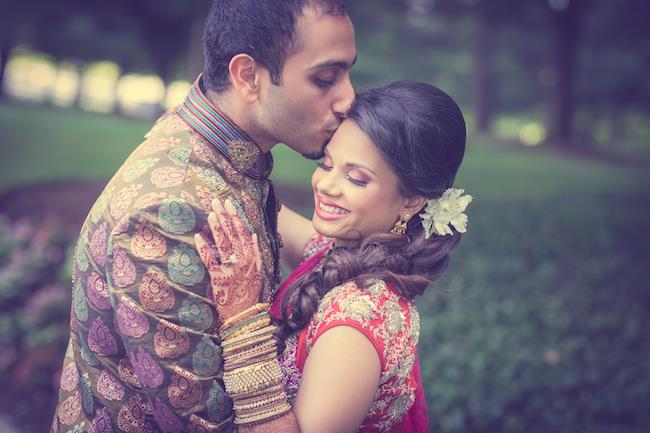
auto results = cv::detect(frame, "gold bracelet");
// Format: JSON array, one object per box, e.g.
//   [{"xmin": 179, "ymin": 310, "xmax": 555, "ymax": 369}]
[
  {"xmin": 225, "ymin": 374, "xmax": 283, "ymax": 396},
  {"xmin": 220, "ymin": 303, "xmax": 270, "ymax": 333},
  {"xmin": 221, "ymin": 312, "xmax": 270, "ymax": 340},
  {"xmin": 226, "ymin": 337, "xmax": 276, "ymax": 358},
  {"xmin": 234, "ymin": 392, "xmax": 287, "ymax": 411},
  {"xmin": 222, "ymin": 325, "xmax": 276, "ymax": 350},
  {"xmin": 235, "ymin": 401, "xmax": 291, "ymax": 425},
  {"xmin": 223, "ymin": 334, "xmax": 276, "ymax": 358},
  {"xmin": 236, "ymin": 400, "xmax": 290, "ymax": 420},
  {"xmin": 230, "ymin": 383, "xmax": 285, "ymax": 402},
  {"xmin": 225, "ymin": 350, "xmax": 278, "ymax": 372},
  {"xmin": 227, "ymin": 358, "xmax": 277, "ymax": 377},
  {"xmin": 224, "ymin": 339, "xmax": 277, "ymax": 365},
  {"xmin": 224, "ymin": 315, "xmax": 271, "ymax": 341},
  {"xmin": 223, "ymin": 361, "xmax": 284, "ymax": 395},
  {"xmin": 223, "ymin": 334, "xmax": 274, "ymax": 358}
]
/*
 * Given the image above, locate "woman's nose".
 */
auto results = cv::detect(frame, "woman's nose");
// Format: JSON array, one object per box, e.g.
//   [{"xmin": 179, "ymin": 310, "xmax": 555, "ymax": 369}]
[{"xmin": 316, "ymin": 172, "xmax": 341, "ymax": 197}]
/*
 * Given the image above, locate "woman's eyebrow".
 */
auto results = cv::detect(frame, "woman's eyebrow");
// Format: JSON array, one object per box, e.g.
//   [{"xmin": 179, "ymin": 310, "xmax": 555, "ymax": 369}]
[
  {"xmin": 325, "ymin": 149, "xmax": 377, "ymax": 176},
  {"xmin": 345, "ymin": 162, "xmax": 377, "ymax": 176}
]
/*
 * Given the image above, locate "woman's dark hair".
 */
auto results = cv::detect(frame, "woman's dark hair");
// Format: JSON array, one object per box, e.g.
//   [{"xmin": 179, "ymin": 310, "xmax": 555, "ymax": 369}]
[
  {"xmin": 276, "ymin": 81, "xmax": 467, "ymax": 347},
  {"xmin": 203, "ymin": 0, "xmax": 347, "ymax": 92}
]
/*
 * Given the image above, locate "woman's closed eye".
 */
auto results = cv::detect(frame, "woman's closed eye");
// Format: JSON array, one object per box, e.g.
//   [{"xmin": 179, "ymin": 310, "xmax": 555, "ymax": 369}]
[
  {"xmin": 346, "ymin": 169, "xmax": 368, "ymax": 187},
  {"xmin": 316, "ymin": 155, "xmax": 333, "ymax": 171}
]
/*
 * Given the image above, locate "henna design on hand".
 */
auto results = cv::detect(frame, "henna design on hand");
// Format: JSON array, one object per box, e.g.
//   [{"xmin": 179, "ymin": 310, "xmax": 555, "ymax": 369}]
[{"xmin": 194, "ymin": 198, "xmax": 263, "ymax": 320}]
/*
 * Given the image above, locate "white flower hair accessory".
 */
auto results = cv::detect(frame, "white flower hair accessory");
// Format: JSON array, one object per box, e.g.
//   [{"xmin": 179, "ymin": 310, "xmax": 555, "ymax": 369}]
[{"xmin": 420, "ymin": 188, "xmax": 473, "ymax": 238}]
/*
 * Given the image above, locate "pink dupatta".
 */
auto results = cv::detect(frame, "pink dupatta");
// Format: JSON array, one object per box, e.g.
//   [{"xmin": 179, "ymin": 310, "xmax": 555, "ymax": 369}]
[{"xmin": 270, "ymin": 247, "xmax": 430, "ymax": 433}]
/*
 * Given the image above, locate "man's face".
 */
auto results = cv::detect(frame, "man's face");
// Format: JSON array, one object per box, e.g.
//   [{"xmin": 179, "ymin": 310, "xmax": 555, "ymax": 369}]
[{"xmin": 255, "ymin": 8, "xmax": 357, "ymax": 159}]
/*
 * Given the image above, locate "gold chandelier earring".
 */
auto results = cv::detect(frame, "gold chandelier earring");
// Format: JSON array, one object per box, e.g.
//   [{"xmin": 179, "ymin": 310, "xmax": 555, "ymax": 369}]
[{"xmin": 390, "ymin": 213, "xmax": 411, "ymax": 236}]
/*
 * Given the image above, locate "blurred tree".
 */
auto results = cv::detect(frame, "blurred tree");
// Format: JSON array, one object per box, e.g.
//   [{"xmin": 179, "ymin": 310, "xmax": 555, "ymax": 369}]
[
  {"xmin": 32, "ymin": 4, "xmax": 146, "ymax": 109},
  {"xmin": 544, "ymin": 0, "xmax": 586, "ymax": 148},
  {"xmin": 573, "ymin": 0, "xmax": 650, "ymax": 146},
  {"xmin": 425, "ymin": 0, "xmax": 503, "ymax": 135},
  {"xmin": 415, "ymin": 0, "xmax": 533, "ymax": 135},
  {"xmin": 1, "ymin": 0, "xmax": 196, "ymax": 109},
  {"xmin": 120, "ymin": 0, "xmax": 195, "ymax": 109},
  {"xmin": 0, "ymin": 0, "xmax": 34, "ymax": 100},
  {"xmin": 188, "ymin": 0, "xmax": 210, "ymax": 82},
  {"xmin": 0, "ymin": 21, "xmax": 12, "ymax": 100}
]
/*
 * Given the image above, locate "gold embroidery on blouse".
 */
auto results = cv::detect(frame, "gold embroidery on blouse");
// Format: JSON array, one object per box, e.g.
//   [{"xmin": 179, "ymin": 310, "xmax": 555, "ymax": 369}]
[{"xmin": 306, "ymin": 279, "xmax": 418, "ymax": 432}]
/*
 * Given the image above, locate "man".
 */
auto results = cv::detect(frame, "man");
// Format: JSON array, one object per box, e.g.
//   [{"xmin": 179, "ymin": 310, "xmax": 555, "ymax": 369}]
[{"xmin": 52, "ymin": 0, "xmax": 356, "ymax": 431}]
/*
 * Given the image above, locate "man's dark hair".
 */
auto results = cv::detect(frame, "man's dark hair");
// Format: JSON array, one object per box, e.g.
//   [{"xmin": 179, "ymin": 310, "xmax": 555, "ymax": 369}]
[{"xmin": 203, "ymin": 0, "xmax": 347, "ymax": 93}]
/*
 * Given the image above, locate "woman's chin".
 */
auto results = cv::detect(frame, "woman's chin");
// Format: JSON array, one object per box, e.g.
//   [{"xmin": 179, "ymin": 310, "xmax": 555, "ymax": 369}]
[{"xmin": 311, "ymin": 218, "xmax": 343, "ymax": 240}]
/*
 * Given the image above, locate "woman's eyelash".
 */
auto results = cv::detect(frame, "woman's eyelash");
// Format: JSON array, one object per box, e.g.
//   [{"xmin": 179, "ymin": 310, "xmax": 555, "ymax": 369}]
[
  {"xmin": 346, "ymin": 175, "xmax": 367, "ymax": 187},
  {"xmin": 317, "ymin": 161, "xmax": 367, "ymax": 186},
  {"xmin": 317, "ymin": 161, "xmax": 332, "ymax": 170}
]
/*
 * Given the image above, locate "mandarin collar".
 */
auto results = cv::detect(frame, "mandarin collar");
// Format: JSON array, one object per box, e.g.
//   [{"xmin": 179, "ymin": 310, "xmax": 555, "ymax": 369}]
[{"xmin": 177, "ymin": 75, "xmax": 273, "ymax": 179}]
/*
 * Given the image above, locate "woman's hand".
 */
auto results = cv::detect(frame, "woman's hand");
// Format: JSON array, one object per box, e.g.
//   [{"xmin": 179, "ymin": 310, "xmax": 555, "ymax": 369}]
[{"xmin": 194, "ymin": 197, "xmax": 263, "ymax": 320}]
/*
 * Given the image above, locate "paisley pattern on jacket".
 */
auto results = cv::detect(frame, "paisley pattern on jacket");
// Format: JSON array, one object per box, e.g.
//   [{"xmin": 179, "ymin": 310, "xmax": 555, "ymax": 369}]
[{"xmin": 52, "ymin": 76, "xmax": 280, "ymax": 433}]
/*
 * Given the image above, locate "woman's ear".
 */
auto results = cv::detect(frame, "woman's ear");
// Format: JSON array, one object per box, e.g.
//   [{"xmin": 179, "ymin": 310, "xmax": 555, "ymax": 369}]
[
  {"xmin": 402, "ymin": 195, "xmax": 428, "ymax": 218},
  {"xmin": 228, "ymin": 54, "xmax": 261, "ymax": 102}
]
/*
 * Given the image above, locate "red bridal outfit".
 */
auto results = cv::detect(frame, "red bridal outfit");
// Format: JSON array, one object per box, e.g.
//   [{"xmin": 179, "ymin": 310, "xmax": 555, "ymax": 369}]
[{"xmin": 271, "ymin": 234, "xmax": 430, "ymax": 432}]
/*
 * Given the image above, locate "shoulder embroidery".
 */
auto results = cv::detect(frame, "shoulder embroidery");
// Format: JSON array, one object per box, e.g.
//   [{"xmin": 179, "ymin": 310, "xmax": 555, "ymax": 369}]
[{"xmin": 305, "ymin": 279, "xmax": 419, "ymax": 432}]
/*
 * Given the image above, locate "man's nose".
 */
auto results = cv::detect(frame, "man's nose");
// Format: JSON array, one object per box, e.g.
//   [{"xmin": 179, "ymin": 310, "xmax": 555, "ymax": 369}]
[{"xmin": 332, "ymin": 75, "xmax": 355, "ymax": 118}]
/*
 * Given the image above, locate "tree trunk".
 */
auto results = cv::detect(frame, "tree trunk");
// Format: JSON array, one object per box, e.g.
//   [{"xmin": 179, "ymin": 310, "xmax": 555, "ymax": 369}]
[
  {"xmin": 545, "ymin": 1, "xmax": 583, "ymax": 148},
  {"xmin": 72, "ymin": 61, "xmax": 84, "ymax": 110},
  {"xmin": 473, "ymin": 10, "xmax": 495, "ymax": 135},
  {"xmin": 0, "ymin": 35, "xmax": 12, "ymax": 100},
  {"xmin": 188, "ymin": 0, "xmax": 209, "ymax": 82}
]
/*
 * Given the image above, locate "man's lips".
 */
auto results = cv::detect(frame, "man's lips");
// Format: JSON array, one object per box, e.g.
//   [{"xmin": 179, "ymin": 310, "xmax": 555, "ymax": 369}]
[
  {"xmin": 324, "ymin": 122, "xmax": 341, "ymax": 136},
  {"xmin": 314, "ymin": 195, "xmax": 350, "ymax": 221}
]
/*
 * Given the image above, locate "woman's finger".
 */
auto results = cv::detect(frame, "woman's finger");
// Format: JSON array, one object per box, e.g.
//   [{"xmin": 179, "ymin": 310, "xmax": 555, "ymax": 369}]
[
  {"xmin": 211, "ymin": 199, "xmax": 239, "ymax": 255},
  {"xmin": 208, "ymin": 211, "xmax": 232, "ymax": 260},
  {"xmin": 194, "ymin": 232, "xmax": 220, "ymax": 272},
  {"xmin": 251, "ymin": 233, "xmax": 262, "ymax": 273},
  {"xmin": 223, "ymin": 198, "xmax": 250, "ymax": 257}
]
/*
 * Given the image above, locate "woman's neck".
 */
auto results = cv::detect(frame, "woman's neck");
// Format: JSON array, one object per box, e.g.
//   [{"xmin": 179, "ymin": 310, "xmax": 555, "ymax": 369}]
[{"xmin": 333, "ymin": 238, "xmax": 360, "ymax": 249}]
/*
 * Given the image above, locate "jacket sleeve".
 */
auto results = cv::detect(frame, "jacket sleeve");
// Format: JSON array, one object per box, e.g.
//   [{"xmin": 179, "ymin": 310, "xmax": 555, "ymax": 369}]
[{"xmin": 106, "ymin": 200, "xmax": 235, "ymax": 432}]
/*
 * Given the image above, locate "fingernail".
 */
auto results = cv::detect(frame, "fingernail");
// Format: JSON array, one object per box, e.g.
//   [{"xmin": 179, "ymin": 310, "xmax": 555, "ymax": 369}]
[{"xmin": 224, "ymin": 199, "xmax": 236, "ymax": 214}]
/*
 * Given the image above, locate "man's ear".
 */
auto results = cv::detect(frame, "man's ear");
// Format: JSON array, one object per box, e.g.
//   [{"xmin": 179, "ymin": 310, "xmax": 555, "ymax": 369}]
[{"xmin": 228, "ymin": 54, "xmax": 262, "ymax": 102}]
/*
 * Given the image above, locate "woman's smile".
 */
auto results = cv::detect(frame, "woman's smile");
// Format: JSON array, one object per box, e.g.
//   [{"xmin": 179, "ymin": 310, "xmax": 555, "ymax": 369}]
[{"xmin": 314, "ymin": 194, "xmax": 351, "ymax": 221}]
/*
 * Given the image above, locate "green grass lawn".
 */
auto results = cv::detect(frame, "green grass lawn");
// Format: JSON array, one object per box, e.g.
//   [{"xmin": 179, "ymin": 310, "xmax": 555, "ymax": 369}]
[
  {"xmin": 2, "ymin": 102, "xmax": 649, "ymax": 432},
  {"xmin": 2, "ymin": 101, "xmax": 646, "ymax": 202}
]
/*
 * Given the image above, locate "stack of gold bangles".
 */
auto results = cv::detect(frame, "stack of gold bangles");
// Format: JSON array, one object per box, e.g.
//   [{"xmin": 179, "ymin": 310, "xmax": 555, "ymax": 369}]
[{"xmin": 221, "ymin": 303, "xmax": 291, "ymax": 425}]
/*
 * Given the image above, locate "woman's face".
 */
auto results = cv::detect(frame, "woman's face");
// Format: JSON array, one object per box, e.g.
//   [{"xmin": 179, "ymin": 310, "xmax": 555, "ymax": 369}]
[{"xmin": 311, "ymin": 119, "xmax": 416, "ymax": 243}]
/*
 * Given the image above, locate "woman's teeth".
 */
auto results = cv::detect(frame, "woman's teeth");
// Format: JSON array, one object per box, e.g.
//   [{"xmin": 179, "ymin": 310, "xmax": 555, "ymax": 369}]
[{"xmin": 319, "ymin": 202, "xmax": 350, "ymax": 215}]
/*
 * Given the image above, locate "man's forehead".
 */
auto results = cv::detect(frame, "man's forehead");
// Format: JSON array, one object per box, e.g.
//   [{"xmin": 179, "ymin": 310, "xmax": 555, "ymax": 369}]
[{"xmin": 291, "ymin": 10, "xmax": 356, "ymax": 68}]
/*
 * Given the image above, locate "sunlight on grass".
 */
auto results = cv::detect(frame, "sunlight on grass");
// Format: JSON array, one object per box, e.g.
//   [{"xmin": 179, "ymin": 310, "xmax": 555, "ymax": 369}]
[
  {"xmin": 81, "ymin": 62, "xmax": 121, "ymax": 113},
  {"xmin": 4, "ymin": 51, "xmax": 190, "ymax": 115},
  {"xmin": 51, "ymin": 64, "xmax": 80, "ymax": 107}
]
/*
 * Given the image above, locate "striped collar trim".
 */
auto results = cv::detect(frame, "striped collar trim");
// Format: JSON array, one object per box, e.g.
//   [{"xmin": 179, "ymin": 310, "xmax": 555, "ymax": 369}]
[{"xmin": 178, "ymin": 76, "xmax": 272, "ymax": 179}]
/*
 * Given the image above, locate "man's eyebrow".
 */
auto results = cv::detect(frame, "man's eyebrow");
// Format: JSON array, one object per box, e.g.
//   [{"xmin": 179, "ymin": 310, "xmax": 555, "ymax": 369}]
[{"xmin": 311, "ymin": 54, "xmax": 358, "ymax": 70}]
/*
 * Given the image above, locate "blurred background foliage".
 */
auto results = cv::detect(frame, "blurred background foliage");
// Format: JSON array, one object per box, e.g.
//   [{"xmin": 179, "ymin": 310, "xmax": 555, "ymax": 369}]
[{"xmin": 0, "ymin": 0, "xmax": 649, "ymax": 432}]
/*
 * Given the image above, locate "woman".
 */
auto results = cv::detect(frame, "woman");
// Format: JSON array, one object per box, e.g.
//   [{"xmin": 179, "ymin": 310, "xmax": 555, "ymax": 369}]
[{"xmin": 195, "ymin": 81, "xmax": 470, "ymax": 432}]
